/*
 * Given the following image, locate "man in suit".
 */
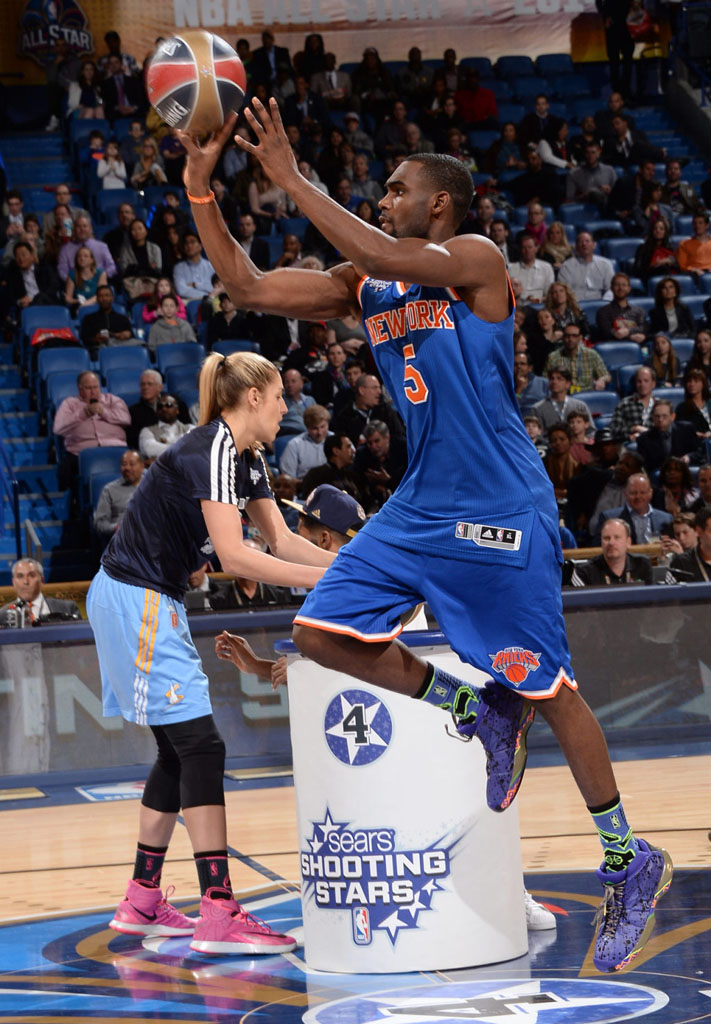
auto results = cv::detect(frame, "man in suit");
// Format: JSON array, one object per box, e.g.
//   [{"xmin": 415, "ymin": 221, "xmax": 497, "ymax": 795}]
[
  {"xmin": 310, "ymin": 53, "xmax": 352, "ymax": 110},
  {"xmin": 0, "ymin": 559, "xmax": 81, "ymax": 627},
  {"xmin": 0, "ymin": 189, "xmax": 25, "ymax": 248},
  {"xmin": 636, "ymin": 399, "xmax": 701, "ymax": 473},
  {"xmin": 598, "ymin": 472, "xmax": 673, "ymax": 544},
  {"xmin": 602, "ymin": 115, "xmax": 665, "ymax": 170},
  {"xmin": 284, "ymin": 75, "xmax": 328, "ymax": 132},
  {"xmin": 41, "ymin": 184, "xmax": 88, "ymax": 236},
  {"xmin": 570, "ymin": 518, "xmax": 652, "ymax": 586},
  {"xmin": 250, "ymin": 28, "xmax": 292, "ymax": 88},
  {"xmin": 518, "ymin": 94, "xmax": 561, "ymax": 151},
  {"xmin": 236, "ymin": 214, "xmax": 270, "ymax": 271},
  {"xmin": 101, "ymin": 53, "xmax": 145, "ymax": 122},
  {"xmin": 0, "ymin": 241, "xmax": 61, "ymax": 317}
]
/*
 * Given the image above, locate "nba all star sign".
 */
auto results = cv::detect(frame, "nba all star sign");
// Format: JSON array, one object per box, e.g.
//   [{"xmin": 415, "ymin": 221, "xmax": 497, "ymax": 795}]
[{"xmin": 18, "ymin": 0, "xmax": 93, "ymax": 66}]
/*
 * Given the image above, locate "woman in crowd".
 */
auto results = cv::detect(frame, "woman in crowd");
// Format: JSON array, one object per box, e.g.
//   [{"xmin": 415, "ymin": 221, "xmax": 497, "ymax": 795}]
[
  {"xmin": 119, "ymin": 219, "xmax": 162, "ymax": 279},
  {"xmin": 142, "ymin": 277, "xmax": 187, "ymax": 325},
  {"xmin": 539, "ymin": 221, "xmax": 573, "ymax": 275},
  {"xmin": 67, "ymin": 61, "xmax": 103, "ymax": 119},
  {"xmin": 675, "ymin": 368, "xmax": 711, "ymax": 437},
  {"xmin": 43, "ymin": 204, "xmax": 74, "ymax": 265},
  {"xmin": 687, "ymin": 329, "xmax": 711, "ymax": 384},
  {"xmin": 645, "ymin": 332, "xmax": 681, "ymax": 386},
  {"xmin": 528, "ymin": 307, "xmax": 563, "ymax": 375},
  {"xmin": 87, "ymin": 352, "xmax": 333, "ymax": 955},
  {"xmin": 630, "ymin": 181, "xmax": 674, "ymax": 238},
  {"xmin": 545, "ymin": 280, "xmax": 590, "ymax": 338},
  {"xmin": 658, "ymin": 456, "xmax": 700, "ymax": 515},
  {"xmin": 131, "ymin": 138, "xmax": 167, "ymax": 189},
  {"xmin": 538, "ymin": 120, "xmax": 575, "ymax": 170},
  {"xmin": 160, "ymin": 225, "xmax": 184, "ymax": 278},
  {"xmin": 247, "ymin": 163, "xmax": 288, "ymax": 232},
  {"xmin": 544, "ymin": 422, "xmax": 580, "ymax": 504},
  {"xmin": 486, "ymin": 121, "xmax": 526, "ymax": 176},
  {"xmin": 97, "ymin": 140, "xmax": 128, "ymax": 191},
  {"xmin": 293, "ymin": 33, "xmax": 326, "ymax": 80},
  {"xmin": 316, "ymin": 126, "xmax": 348, "ymax": 193},
  {"xmin": 64, "ymin": 245, "xmax": 106, "ymax": 313},
  {"xmin": 648, "ymin": 276, "xmax": 695, "ymax": 338},
  {"xmin": 355, "ymin": 198, "xmax": 378, "ymax": 224},
  {"xmin": 633, "ymin": 218, "xmax": 677, "ymax": 282},
  {"xmin": 350, "ymin": 46, "xmax": 395, "ymax": 120}
]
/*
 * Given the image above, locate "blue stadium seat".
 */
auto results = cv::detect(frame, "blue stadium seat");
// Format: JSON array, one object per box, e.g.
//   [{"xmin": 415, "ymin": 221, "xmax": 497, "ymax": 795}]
[
  {"xmin": 684, "ymin": 295, "xmax": 707, "ymax": 324},
  {"xmin": 212, "ymin": 340, "xmax": 261, "ymax": 356},
  {"xmin": 583, "ymin": 220, "xmax": 623, "ymax": 238},
  {"xmin": 166, "ymin": 364, "xmax": 200, "ymax": 397},
  {"xmin": 560, "ymin": 203, "xmax": 595, "ymax": 224},
  {"xmin": 459, "ymin": 56, "xmax": 494, "ymax": 77},
  {"xmin": 495, "ymin": 56, "xmax": 536, "ymax": 79},
  {"xmin": 186, "ymin": 299, "xmax": 203, "ymax": 325},
  {"xmin": 37, "ymin": 346, "xmax": 90, "ymax": 384},
  {"xmin": 142, "ymin": 185, "xmax": 186, "ymax": 210},
  {"xmin": 647, "ymin": 275, "xmax": 696, "ymax": 297},
  {"xmin": 536, "ymin": 53, "xmax": 574, "ymax": 76},
  {"xmin": 673, "ymin": 214, "xmax": 694, "ymax": 236},
  {"xmin": 671, "ymin": 338, "xmax": 695, "ymax": 366},
  {"xmin": 95, "ymin": 189, "xmax": 140, "ymax": 225},
  {"xmin": 599, "ymin": 238, "xmax": 643, "ymax": 262},
  {"xmin": 27, "ymin": 188, "xmax": 60, "ymax": 212},
  {"xmin": 513, "ymin": 77, "xmax": 549, "ymax": 102},
  {"xmin": 469, "ymin": 129, "xmax": 500, "ymax": 151},
  {"xmin": 496, "ymin": 103, "xmax": 525, "ymax": 124},
  {"xmin": 278, "ymin": 216, "xmax": 309, "ymax": 240},
  {"xmin": 98, "ymin": 346, "xmax": 150, "ymax": 382},
  {"xmin": 155, "ymin": 342, "xmax": 206, "ymax": 375},
  {"xmin": 628, "ymin": 276, "xmax": 645, "ymax": 295},
  {"xmin": 21, "ymin": 305, "xmax": 72, "ymax": 345},
  {"xmin": 595, "ymin": 341, "xmax": 642, "ymax": 371},
  {"xmin": 78, "ymin": 447, "xmax": 126, "ymax": 510},
  {"xmin": 632, "ymin": 296, "xmax": 655, "ymax": 314},
  {"xmin": 106, "ymin": 367, "xmax": 144, "ymax": 400},
  {"xmin": 47, "ymin": 371, "xmax": 79, "ymax": 416},
  {"xmin": 697, "ymin": 276, "xmax": 711, "ymax": 296},
  {"xmin": 570, "ymin": 97, "xmax": 597, "ymax": 122},
  {"xmin": 579, "ymin": 300, "xmax": 608, "ymax": 322},
  {"xmin": 69, "ymin": 117, "xmax": 108, "ymax": 144},
  {"xmin": 653, "ymin": 386, "xmax": 685, "ymax": 405},
  {"xmin": 574, "ymin": 391, "xmax": 619, "ymax": 417},
  {"xmin": 274, "ymin": 434, "xmax": 293, "ymax": 468},
  {"xmin": 488, "ymin": 80, "xmax": 512, "ymax": 100},
  {"xmin": 617, "ymin": 363, "xmax": 643, "ymax": 395},
  {"xmin": 549, "ymin": 73, "xmax": 591, "ymax": 99}
]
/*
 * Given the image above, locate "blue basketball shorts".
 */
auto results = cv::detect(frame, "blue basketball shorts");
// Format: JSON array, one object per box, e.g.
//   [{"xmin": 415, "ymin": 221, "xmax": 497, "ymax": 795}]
[
  {"xmin": 294, "ymin": 513, "xmax": 577, "ymax": 700},
  {"xmin": 86, "ymin": 567, "xmax": 212, "ymax": 725}
]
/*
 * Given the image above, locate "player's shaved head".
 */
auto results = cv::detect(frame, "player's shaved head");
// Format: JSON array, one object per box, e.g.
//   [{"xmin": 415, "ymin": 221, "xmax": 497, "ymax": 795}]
[{"xmin": 404, "ymin": 153, "xmax": 475, "ymax": 225}]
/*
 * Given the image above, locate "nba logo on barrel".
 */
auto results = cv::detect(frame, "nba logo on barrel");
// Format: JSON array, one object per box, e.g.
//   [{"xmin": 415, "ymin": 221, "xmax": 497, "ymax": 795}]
[
  {"xmin": 489, "ymin": 646, "xmax": 541, "ymax": 685},
  {"xmin": 352, "ymin": 906, "xmax": 371, "ymax": 945}
]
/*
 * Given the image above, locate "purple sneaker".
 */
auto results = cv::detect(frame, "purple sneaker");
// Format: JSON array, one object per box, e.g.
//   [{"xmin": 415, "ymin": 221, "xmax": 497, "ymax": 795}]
[
  {"xmin": 455, "ymin": 683, "xmax": 535, "ymax": 812},
  {"xmin": 593, "ymin": 839, "xmax": 673, "ymax": 972}
]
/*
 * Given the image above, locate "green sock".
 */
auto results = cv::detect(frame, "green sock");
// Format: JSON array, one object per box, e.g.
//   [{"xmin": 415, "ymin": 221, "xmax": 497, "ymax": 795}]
[
  {"xmin": 589, "ymin": 794, "xmax": 641, "ymax": 874},
  {"xmin": 415, "ymin": 664, "xmax": 481, "ymax": 724}
]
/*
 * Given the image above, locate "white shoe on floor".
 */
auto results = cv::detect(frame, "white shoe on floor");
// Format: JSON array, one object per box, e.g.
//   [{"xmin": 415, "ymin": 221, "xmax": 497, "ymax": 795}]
[
  {"xmin": 525, "ymin": 888, "xmax": 556, "ymax": 930},
  {"xmin": 45, "ymin": 115, "xmax": 60, "ymax": 132}
]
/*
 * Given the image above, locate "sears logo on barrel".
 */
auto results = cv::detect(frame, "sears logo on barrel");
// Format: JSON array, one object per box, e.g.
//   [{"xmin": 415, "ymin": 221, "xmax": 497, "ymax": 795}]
[{"xmin": 301, "ymin": 807, "xmax": 457, "ymax": 947}]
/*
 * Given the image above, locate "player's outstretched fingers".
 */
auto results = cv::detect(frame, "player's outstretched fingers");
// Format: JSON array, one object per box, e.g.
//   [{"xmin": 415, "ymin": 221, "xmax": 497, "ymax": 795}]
[{"xmin": 243, "ymin": 104, "xmax": 266, "ymax": 137}]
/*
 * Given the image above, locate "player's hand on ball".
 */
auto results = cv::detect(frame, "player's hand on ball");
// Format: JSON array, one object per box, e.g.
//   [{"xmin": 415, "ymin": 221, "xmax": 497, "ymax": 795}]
[
  {"xmin": 235, "ymin": 98, "xmax": 300, "ymax": 190},
  {"xmin": 178, "ymin": 113, "xmax": 238, "ymax": 196}
]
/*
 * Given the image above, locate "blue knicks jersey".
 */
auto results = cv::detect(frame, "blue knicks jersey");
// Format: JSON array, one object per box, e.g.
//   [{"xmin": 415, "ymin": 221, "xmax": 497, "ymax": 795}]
[
  {"xmin": 356, "ymin": 276, "xmax": 560, "ymax": 560},
  {"xmin": 102, "ymin": 417, "xmax": 273, "ymax": 600}
]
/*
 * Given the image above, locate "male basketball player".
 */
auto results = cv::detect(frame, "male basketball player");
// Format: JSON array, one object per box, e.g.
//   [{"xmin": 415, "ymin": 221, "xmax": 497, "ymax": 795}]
[{"xmin": 179, "ymin": 100, "xmax": 672, "ymax": 972}]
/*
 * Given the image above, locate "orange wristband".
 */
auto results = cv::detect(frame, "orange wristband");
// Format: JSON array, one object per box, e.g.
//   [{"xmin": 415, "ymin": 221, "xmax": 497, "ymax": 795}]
[{"xmin": 186, "ymin": 189, "xmax": 215, "ymax": 204}]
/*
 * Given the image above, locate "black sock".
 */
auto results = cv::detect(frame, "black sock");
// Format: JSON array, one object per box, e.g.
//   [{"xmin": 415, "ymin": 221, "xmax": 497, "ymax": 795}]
[
  {"xmin": 194, "ymin": 849, "xmax": 233, "ymax": 898},
  {"xmin": 133, "ymin": 843, "xmax": 168, "ymax": 887}
]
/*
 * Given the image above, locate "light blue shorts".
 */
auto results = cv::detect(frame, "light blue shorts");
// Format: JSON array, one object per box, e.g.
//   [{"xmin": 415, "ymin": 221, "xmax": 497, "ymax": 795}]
[
  {"xmin": 294, "ymin": 514, "xmax": 576, "ymax": 700},
  {"xmin": 86, "ymin": 567, "xmax": 212, "ymax": 725}
]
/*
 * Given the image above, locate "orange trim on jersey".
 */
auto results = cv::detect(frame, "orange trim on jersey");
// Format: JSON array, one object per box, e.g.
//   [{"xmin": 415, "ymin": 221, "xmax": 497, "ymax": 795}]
[
  {"xmin": 293, "ymin": 613, "xmax": 404, "ymax": 643},
  {"xmin": 136, "ymin": 590, "xmax": 160, "ymax": 674},
  {"xmin": 517, "ymin": 668, "xmax": 577, "ymax": 701},
  {"xmin": 446, "ymin": 286, "xmax": 463, "ymax": 302},
  {"xmin": 505, "ymin": 271, "xmax": 516, "ymax": 311},
  {"xmin": 143, "ymin": 593, "xmax": 161, "ymax": 674},
  {"xmin": 397, "ymin": 281, "xmax": 410, "ymax": 295},
  {"xmin": 355, "ymin": 275, "xmax": 369, "ymax": 308}
]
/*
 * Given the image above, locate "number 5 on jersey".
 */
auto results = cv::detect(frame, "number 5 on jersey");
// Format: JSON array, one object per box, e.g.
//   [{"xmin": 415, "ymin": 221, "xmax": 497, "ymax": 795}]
[{"xmin": 403, "ymin": 343, "xmax": 429, "ymax": 405}]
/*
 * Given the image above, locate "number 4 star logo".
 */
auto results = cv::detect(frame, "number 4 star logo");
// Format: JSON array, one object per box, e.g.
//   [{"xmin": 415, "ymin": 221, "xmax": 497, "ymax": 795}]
[{"xmin": 324, "ymin": 688, "xmax": 393, "ymax": 766}]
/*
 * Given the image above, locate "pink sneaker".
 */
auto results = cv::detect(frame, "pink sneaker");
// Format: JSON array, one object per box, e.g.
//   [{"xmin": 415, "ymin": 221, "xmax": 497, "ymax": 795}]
[
  {"xmin": 190, "ymin": 889, "xmax": 297, "ymax": 955},
  {"xmin": 110, "ymin": 879, "xmax": 196, "ymax": 937}
]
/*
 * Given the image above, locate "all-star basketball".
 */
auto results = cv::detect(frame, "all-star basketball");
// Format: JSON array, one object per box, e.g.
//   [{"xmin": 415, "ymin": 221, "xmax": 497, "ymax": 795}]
[{"xmin": 145, "ymin": 30, "xmax": 247, "ymax": 133}]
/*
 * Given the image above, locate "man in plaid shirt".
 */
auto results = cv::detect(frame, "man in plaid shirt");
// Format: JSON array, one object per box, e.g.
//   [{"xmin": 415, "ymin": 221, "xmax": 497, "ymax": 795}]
[
  {"xmin": 544, "ymin": 325, "xmax": 611, "ymax": 391},
  {"xmin": 608, "ymin": 365, "xmax": 657, "ymax": 442}
]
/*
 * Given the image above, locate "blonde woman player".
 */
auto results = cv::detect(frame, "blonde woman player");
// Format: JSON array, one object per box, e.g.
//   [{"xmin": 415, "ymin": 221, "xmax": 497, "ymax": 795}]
[{"xmin": 87, "ymin": 351, "xmax": 334, "ymax": 955}]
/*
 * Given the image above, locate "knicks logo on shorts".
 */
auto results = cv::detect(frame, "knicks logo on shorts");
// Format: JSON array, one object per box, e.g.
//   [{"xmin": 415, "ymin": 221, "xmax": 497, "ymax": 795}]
[{"xmin": 489, "ymin": 647, "xmax": 541, "ymax": 685}]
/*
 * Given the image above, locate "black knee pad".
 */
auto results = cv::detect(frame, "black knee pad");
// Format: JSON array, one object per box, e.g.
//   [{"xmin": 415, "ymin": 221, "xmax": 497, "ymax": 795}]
[
  {"xmin": 142, "ymin": 725, "xmax": 182, "ymax": 813},
  {"xmin": 161, "ymin": 714, "xmax": 226, "ymax": 809}
]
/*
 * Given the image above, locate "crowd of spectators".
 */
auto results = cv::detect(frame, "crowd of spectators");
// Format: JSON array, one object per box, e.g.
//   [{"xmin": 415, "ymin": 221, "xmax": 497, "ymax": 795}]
[{"xmin": 2, "ymin": 26, "xmax": 711, "ymax": 594}]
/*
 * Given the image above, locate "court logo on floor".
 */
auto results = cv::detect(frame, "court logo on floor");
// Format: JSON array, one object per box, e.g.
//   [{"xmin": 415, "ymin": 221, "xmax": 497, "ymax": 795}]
[
  {"xmin": 324, "ymin": 688, "xmax": 392, "ymax": 766},
  {"xmin": 304, "ymin": 977, "xmax": 669, "ymax": 1024}
]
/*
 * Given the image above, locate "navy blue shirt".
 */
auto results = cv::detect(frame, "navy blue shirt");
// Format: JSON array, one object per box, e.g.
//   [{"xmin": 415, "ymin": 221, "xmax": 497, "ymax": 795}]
[{"xmin": 102, "ymin": 417, "xmax": 273, "ymax": 600}]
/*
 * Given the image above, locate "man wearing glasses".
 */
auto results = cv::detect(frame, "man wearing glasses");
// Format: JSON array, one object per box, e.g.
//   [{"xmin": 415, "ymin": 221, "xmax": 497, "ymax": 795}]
[
  {"xmin": 544, "ymin": 325, "xmax": 611, "ymax": 392},
  {"xmin": 138, "ymin": 394, "xmax": 193, "ymax": 461}
]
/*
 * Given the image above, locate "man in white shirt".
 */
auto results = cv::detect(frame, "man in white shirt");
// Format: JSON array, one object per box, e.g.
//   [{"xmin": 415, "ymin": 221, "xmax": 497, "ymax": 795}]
[
  {"xmin": 0, "ymin": 559, "xmax": 80, "ymax": 626},
  {"xmin": 558, "ymin": 231, "xmax": 615, "ymax": 301},
  {"xmin": 138, "ymin": 395, "xmax": 193, "ymax": 460},
  {"xmin": 173, "ymin": 232, "xmax": 215, "ymax": 299},
  {"xmin": 508, "ymin": 234, "xmax": 555, "ymax": 302}
]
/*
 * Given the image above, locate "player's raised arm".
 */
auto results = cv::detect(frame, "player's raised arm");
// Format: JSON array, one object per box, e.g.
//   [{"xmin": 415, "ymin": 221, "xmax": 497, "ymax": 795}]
[
  {"xmin": 233, "ymin": 98, "xmax": 505, "ymax": 297},
  {"xmin": 178, "ymin": 116, "xmax": 359, "ymax": 320}
]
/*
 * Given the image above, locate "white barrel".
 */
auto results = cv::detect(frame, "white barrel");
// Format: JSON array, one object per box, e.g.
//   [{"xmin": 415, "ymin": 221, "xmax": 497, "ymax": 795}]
[{"xmin": 286, "ymin": 636, "xmax": 528, "ymax": 973}]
